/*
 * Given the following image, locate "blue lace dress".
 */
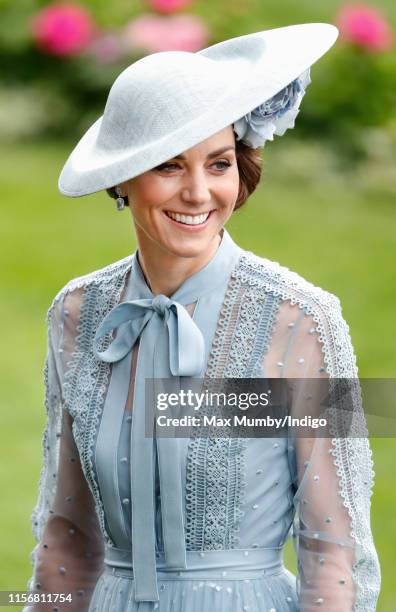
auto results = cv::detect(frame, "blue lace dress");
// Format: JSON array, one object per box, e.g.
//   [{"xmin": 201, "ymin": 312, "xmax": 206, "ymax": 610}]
[{"xmin": 25, "ymin": 229, "xmax": 380, "ymax": 611}]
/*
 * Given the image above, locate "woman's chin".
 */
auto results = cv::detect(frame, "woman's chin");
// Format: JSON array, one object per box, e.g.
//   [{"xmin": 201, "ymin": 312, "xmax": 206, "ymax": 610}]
[{"xmin": 160, "ymin": 233, "xmax": 220, "ymax": 260}]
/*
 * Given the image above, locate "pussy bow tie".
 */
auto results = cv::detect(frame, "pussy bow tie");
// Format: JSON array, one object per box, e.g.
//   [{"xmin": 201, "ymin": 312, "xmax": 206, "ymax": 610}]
[
  {"xmin": 93, "ymin": 293, "xmax": 206, "ymax": 603},
  {"xmin": 94, "ymin": 294, "xmax": 205, "ymax": 374}
]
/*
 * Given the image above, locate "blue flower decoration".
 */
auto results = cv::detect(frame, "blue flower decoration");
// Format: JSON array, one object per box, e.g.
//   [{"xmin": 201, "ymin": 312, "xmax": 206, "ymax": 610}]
[{"xmin": 233, "ymin": 68, "xmax": 312, "ymax": 148}]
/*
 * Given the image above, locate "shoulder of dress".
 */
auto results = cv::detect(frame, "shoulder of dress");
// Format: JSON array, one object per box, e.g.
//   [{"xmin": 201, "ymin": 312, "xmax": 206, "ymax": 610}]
[
  {"xmin": 45, "ymin": 253, "xmax": 133, "ymax": 325},
  {"xmin": 234, "ymin": 250, "xmax": 342, "ymax": 316}
]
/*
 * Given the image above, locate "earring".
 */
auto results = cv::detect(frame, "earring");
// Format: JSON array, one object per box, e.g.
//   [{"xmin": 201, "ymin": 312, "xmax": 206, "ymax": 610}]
[{"xmin": 115, "ymin": 187, "xmax": 125, "ymax": 211}]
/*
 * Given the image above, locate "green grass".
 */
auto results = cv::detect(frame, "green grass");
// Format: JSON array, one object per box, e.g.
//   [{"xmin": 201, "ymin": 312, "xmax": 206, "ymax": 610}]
[{"xmin": 0, "ymin": 139, "xmax": 395, "ymax": 610}]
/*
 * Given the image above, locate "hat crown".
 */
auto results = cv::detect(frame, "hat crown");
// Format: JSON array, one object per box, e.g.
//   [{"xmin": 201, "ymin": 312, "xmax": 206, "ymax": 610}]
[
  {"xmin": 97, "ymin": 52, "xmax": 236, "ymax": 153},
  {"xmin": 199, "ymin": 33, "xmax": 266, "ymax": 63}
]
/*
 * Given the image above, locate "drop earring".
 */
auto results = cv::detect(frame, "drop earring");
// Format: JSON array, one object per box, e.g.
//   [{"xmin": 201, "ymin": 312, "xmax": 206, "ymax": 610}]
[{"xmin": 115, "ymin": 187, "xmax": 125, "ymax": 211}]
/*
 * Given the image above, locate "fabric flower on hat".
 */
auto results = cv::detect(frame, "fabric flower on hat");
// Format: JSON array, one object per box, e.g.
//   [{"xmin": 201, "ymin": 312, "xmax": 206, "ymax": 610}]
[{"xmin": 233, "ymin": 68, "xmax": 312, "ymax": 148}]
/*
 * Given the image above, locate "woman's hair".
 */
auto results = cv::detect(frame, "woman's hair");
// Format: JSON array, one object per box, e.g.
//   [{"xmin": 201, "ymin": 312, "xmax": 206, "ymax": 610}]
[
  {"xmin": 106, "ymin": 138, "xmax": 262, "ymax": 211},
  {"xmin": 233, "ymin": 140, "xmax": 263, "ymax": 211}
]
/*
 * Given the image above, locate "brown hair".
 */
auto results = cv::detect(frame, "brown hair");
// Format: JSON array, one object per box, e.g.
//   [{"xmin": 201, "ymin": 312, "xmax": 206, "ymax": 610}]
[
  {"xmin": 106, "ymin": 139, "xmax": 263, "ymax": 211},
  {"xmin": 234, "ymin": 139, "xmax": 263, "ymax": 210}
]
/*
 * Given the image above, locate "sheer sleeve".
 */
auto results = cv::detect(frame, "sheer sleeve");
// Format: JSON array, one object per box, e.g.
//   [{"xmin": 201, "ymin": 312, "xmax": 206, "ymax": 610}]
[
  {"xmin": 24, "ymin": 287, "xmax": 104, "ymax": 611},
  {"xmin": 263, "ymin": 298, "xmax": 381, "ymax": 611}
]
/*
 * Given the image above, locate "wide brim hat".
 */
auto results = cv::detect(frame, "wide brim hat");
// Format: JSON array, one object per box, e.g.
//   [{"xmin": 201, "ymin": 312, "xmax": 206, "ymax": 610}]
[{"xmin": 58, "ymin": 23, "xmax": 338, "ymax": 197}]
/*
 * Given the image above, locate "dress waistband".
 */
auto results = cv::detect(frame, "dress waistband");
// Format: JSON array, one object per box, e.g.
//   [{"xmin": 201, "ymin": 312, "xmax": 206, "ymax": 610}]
[{"xmin": 104, "ymin": 546, "xmax": 285, "ymax": 580}]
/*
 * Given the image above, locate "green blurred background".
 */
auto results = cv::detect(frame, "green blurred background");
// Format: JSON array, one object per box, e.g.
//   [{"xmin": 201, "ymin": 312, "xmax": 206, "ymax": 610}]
[{"xmin": 0, "ymin": 0, "xmax": 395, "ymax": 610}]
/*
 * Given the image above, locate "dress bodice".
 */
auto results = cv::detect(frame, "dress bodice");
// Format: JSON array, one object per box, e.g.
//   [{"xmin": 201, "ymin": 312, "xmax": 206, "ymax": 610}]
[{"xmin": 94, "ymin": 409, "xmax": 295, "ymax": 554}]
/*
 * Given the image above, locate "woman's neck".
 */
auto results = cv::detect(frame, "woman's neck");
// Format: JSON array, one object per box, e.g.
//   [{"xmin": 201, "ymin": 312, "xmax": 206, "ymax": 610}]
[{"xmin": 135, "ymin": 232, "xmax": 222, "ymax": 297}]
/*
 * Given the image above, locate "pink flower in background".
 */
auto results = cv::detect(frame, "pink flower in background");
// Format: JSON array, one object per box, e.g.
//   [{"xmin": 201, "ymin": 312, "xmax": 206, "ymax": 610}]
[
  {"xmin": 123, "ymin": 14, "xmax": 209, "ymax": 53},
  {"xmin": 31, "ymin": 2, "xmax": 96, "ymax": 56},
  {"xmin": 336, "ymin": 4, "xmax": 393, "ymax": 52},
  {"xmin": 146, "ymin": 0, "xmax": 194, "ymax": 13},
  {"xmin": 88, "ymin": 33, "xmax": 124, "ymax": 64}
]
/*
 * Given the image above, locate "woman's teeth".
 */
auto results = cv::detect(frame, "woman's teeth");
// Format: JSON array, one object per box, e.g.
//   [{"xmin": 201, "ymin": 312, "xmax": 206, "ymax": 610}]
[{"xmin": 166, "ymin": 211, "xmax": 210, "ymax": 225}]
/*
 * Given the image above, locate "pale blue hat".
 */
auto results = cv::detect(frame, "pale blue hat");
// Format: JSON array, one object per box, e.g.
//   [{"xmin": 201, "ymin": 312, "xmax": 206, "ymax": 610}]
[{"xmin": 58, "ymin": 23, "xmax": 338, "ymax": 197}]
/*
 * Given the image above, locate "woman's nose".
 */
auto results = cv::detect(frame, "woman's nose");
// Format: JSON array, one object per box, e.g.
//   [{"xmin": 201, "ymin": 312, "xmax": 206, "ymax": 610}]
[{"xmin": 180, "ymin": 170, "xmax": 211, "ymax": 206}]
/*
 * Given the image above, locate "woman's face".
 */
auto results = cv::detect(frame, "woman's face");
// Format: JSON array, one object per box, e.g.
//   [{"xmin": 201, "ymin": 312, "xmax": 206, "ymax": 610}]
[{"xmin": 119, "ymin": 126, "xmax": 239, "ymax": 259}]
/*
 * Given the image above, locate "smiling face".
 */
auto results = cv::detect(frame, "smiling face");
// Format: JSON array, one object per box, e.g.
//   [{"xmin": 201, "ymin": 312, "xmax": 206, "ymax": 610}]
[{"xmin": 119, "ymin": 126, "xmax": 239, "ymax": 261}]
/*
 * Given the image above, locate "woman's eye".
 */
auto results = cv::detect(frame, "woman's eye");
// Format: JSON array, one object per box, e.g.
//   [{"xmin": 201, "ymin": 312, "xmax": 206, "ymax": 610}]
[
  {"xmin": 212, "ymin": 160, "xmax": 232, "ymax": 170},
  {"xmin": 156, "ymin": 163, "xmax": 180, "ymax": 172},
  {"xmin": 155, "ymin": 160, "xmax": 232, "ymax": 172}
]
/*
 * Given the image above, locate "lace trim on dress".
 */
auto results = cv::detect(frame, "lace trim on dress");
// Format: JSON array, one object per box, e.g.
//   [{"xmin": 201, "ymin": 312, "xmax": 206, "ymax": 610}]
[
  {"xmin": 185, "ymin": 272, "xmax": 282, "ymax": 550},
  {"xmin": 185, "ymin": 273, "xmax": 247, "ymax": 550},
  {"xmin": 49, "ymin": 256, "xmax": 133, "ymax": 549}
]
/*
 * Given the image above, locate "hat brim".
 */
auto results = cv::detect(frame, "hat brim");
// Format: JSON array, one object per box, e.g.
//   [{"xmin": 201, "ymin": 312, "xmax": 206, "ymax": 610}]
[{"xmin": 58, "ymin": 23, "xmax": 338, "ymax": 197}]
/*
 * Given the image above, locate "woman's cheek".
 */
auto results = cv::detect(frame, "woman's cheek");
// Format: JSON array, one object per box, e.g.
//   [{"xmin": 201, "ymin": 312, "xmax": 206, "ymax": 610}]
[
  {"xmin": 222, "ymin": 168, "xmax": 240, "ymax": 194},
  {"xmin": 220, "ymin": 177, "xmax": 239, "ymax": 209},
  {"xmin": 148, "ymin": 173, "xmax": 178, "ymax": 194}
]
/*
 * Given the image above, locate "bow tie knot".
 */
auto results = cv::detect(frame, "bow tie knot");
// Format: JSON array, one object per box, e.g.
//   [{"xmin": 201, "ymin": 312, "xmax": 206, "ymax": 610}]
[
  {"xmin": 151, "ymin": 294, "xmax": 172, "ymax": 316},
  {"xmin": 93, "ymin": 295, "xmax": 205, "ymax": 377}
]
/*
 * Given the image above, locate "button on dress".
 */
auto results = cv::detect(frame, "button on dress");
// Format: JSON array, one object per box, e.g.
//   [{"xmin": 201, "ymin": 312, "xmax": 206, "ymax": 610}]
[{"xmin": 25, "ymin": 229, "xmax": 380, "ymax": 611}]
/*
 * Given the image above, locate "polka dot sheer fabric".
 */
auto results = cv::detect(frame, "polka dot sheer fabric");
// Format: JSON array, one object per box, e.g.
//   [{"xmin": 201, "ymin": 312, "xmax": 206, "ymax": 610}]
[
  {"xmin": 24, "ymin": 233, "xmax": 380, "ymax": 612},
  {"xmin": 25, "ymin": 286, "xmax": 105, "ymax": 610}
]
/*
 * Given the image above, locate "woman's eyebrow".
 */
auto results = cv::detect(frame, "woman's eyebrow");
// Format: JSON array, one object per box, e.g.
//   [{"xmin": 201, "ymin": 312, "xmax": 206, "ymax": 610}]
[{"xmin": 174, "ymin": 145, "xmax": 236, "ymax": 161}]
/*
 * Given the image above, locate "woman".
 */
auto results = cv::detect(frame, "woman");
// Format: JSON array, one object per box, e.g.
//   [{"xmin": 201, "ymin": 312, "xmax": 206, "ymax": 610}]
[{"xmin": 25, "ymin": 24, "xmax": 380, "ymax": 612}]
